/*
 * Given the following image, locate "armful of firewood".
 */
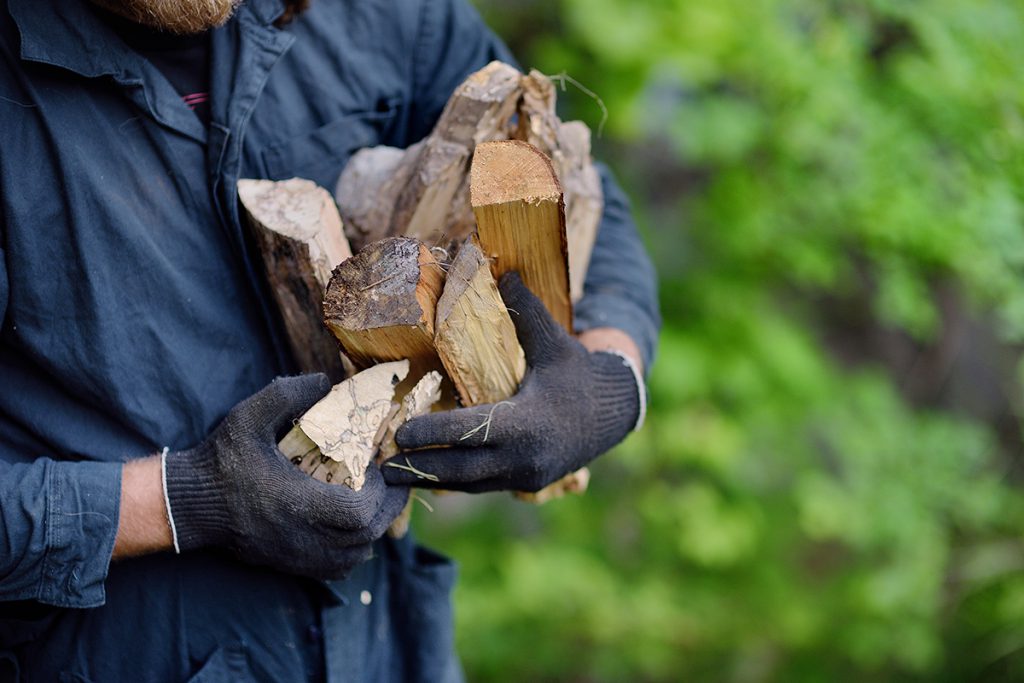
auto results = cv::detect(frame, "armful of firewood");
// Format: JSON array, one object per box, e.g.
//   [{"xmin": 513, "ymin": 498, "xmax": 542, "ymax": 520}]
[{"xmin": 381, "ymin": 273, "xmax": 643, "ymax": 495}]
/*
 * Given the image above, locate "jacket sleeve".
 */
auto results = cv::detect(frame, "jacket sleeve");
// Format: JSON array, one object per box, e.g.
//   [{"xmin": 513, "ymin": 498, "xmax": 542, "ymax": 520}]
[
  {"xmin": 0, "ymin": 221, "xmax": 122, "ymax": 609},
  {"xmin": 407, "ymin": 0, "xmax": 516, "ymax": 142},
  {"xmin": 0, "ymin": 455, "xmax": 123, "ymax": 608},
  {"xmin": 574, "ymin": 165, "xmax": 662, "ymax": 372},
  {"xmin": 410, "ymin": 0, "xmax": 661, "ymax": 371}
]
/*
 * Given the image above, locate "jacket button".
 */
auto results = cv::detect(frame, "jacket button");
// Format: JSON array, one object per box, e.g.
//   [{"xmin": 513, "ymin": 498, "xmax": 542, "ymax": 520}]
[
  {"xmin": 306, "ymin": 624, "xmax": 322, "ymax": 643},
  {"xmin": 359, "ymin": 590, "xmax": 372, "ymax": 606}
]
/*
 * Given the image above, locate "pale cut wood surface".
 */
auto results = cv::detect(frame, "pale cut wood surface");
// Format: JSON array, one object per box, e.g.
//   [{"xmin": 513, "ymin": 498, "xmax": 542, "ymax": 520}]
[
  {"xmin": 239, "ymin": 177, "xmax": 353, "ymax": 381},
  {"xmin": 471, "ymin": 140, "xmax": 573, "ymax": 332},
  {"xmin": 333, "ymin": 145, "xmax": 413, "ymax": 252},
  {"xmin": 279, "ymin": 361, "xmax": 409, "ymax": 490}
]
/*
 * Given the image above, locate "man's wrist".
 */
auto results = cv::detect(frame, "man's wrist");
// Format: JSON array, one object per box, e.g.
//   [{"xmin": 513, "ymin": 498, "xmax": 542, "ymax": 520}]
[
  {"xmin": 112, "ymin": 455, "xmax": 174, "ymax": 559},
  {"xmin": 578, "ymin": 326, "xmax": 643, "ymax": 372}
]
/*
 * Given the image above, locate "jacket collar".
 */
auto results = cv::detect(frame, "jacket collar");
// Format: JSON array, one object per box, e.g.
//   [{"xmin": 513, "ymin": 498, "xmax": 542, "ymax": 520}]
[{"xmin": 7, "ymin": 0, "xmax": 286, "ymax": 81}]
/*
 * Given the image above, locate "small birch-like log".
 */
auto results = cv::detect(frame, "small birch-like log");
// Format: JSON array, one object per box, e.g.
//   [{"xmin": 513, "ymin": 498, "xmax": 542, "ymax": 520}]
[
  {"xmin": 279, "ymin": 360, "xmax": 409, "ymax": 490},
  {"xmin": 239, "ymin": 177, "xmax": 352, "ymax": 381},
  {"xmin": 435, "ymin": 238, "xmax": 525, "ymax": 406},
  {"xmin": 517, "ymin": 70, "xmax": 603, "ymax": 302},
  {"xmin": 471, "ymin": 140, "xmax": 573, "ymax": 332},
  {"xmin": 322, "ymin": 238, "xmax": 445, "ymax": 388},
  {"xmin": 377, "ymin": 371, "xmax": 444, "ymax": 464}
]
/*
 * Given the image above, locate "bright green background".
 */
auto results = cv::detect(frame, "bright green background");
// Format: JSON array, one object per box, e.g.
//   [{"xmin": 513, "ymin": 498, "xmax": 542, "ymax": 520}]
[{"xmin": 414, "ymin": 1, "xmax": 1024, "ymax": 680}]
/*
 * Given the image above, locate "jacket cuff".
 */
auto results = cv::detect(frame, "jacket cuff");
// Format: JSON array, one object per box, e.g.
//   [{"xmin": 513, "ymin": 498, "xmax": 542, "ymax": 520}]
[{"xmin": 38, "ymin": 460, "xmax": 123, "ymax": 608}]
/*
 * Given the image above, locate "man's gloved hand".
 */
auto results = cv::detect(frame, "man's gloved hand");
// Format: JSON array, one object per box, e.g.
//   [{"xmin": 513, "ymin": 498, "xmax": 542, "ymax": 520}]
[
  {"xmin": 382, "ymin": 272, "xmax": 641, "ymax": 494},
  {"xmin": 164, "ymin": 374, "xmax": 410, "ymax": 580}
]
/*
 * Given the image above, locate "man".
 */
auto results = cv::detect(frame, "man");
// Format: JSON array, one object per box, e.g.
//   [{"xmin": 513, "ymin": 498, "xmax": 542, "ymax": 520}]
[{"xmin": 0, "ymin": 0, "xmax": 660, "ymax": 680}]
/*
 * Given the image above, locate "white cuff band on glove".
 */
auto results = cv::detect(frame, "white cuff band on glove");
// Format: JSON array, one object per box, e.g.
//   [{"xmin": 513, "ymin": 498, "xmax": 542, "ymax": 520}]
[{"xmin": 160, "ymin": 447, "xmax": 182, "ymax": 554}]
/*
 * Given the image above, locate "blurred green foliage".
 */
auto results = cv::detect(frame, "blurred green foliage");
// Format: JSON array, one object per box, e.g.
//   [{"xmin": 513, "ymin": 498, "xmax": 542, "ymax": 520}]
[{"xmin": 414, "ymin": 1, "xmax": 1024, "ymax": 680}]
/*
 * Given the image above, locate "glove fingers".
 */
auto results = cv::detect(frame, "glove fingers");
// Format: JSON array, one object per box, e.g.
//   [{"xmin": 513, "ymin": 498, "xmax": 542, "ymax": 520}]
[
  {"xmin": 252, "ymin": 374, "xmax": 332, "ymax": 440},
  {"xmin": 381, "ymin": 448, "xmax": 499, "ymax": 488},
  {"xmin": 498, "ymin": 272, "xmax": 568, "ymax": 365},
  {"xmin": 396, "ymin": 401, "xmax": 518, "ymax": 449}
]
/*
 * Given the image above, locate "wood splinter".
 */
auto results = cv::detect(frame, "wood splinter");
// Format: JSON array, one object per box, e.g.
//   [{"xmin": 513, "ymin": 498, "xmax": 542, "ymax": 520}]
[{"xmin": 377, "ymin": 371, "xmax": 443, "ymax": 538}]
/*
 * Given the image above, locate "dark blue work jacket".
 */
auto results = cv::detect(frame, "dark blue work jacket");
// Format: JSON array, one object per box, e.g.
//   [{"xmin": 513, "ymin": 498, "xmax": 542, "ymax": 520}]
[{"xmin": 0, "ymin": 0, "xmax": 660, "ymax": 680}]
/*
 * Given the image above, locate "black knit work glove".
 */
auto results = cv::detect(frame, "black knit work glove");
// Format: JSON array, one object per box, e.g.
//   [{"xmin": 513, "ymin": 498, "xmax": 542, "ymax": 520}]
[
  {"xmin": 165, "ymin": 374, "xmax": 410, "ymax": 580},
  {"xmin": 382, "ymin": 273, "xmax": 641, "ymax": 494}
]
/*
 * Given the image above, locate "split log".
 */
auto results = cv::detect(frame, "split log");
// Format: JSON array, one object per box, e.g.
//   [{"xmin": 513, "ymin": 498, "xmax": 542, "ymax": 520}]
[
  {"xmin": 471, "ymin": 140, "xmax": 573, "ymax": 332},
  {"xmin": 433, "ymin": 241, "xmax": 590, "ymax": 502},
  {"xmin": 434, "ymin": 237, "xmax": 525, "ymax": 406},
  {"xmin": 335, "ymin": 61, "xmax": 522, "ymax": 251},
  {"xmin": 322, "ymin": 237, "xmax": 445, "ymax": 391},
  {"xmin": 239, "ymin": 177, "xmax": 352, "ymax": 381},
  {"xmin": 279, "ymin": 360, "xmax": 409, "ymax": 490},
  {"xmin": 516, "ymin": 70, "xmax": 603, "ymax": 303},
  {"xmin": 457, "ymin": 144, "xmax": 589, "ymax": 502}
]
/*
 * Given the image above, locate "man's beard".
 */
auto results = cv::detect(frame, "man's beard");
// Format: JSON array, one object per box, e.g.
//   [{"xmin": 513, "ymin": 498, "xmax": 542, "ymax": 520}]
[{"xmin": 92, "ymin": 0, "xmax": 242, "ymax": 34}]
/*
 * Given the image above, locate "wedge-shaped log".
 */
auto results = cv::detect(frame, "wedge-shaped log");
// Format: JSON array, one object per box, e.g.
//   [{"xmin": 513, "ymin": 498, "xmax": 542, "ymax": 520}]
[
  {"xmin": 471, "ymin": 140, "xmax": 573, "ymax": 332},
  {"xmin": 239, "ymin": 177, "xmax": 352, "ymax": 381},
  {"xmin": 279, "ymin": 361, "xmax": 409, "ymax": 490},
  {"xmin": 335, "ymin": 61, "xmax": 522, "ymax": 251},
  {"xmin": 322, "ymin": 238, "xmax": 445, "ymax": 389},
  {"xmin": 435, "ymin": 238, "xmax": 525, "ymax": 406}
]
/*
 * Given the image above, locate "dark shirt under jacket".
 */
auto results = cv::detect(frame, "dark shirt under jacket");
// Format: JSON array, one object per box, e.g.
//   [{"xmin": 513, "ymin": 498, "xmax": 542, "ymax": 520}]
[{"xmin": 0, "ymin": 0, "xmax": 661, "ymax": 680}]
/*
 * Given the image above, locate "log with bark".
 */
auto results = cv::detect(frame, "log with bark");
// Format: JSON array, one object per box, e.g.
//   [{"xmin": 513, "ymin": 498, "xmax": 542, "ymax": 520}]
[
  {"xmin": 238, "ymin": 177, "xmax": 352, "ymax": 381},
  {"xmin": 321, "ymin": 237, "xmax": 446, "ymax": 394}
]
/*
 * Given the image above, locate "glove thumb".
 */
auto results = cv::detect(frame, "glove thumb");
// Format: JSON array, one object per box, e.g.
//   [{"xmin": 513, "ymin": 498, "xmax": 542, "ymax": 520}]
[{"xmin": 498, "ymin": 272, "xmax": 569, "ymax": 366}]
